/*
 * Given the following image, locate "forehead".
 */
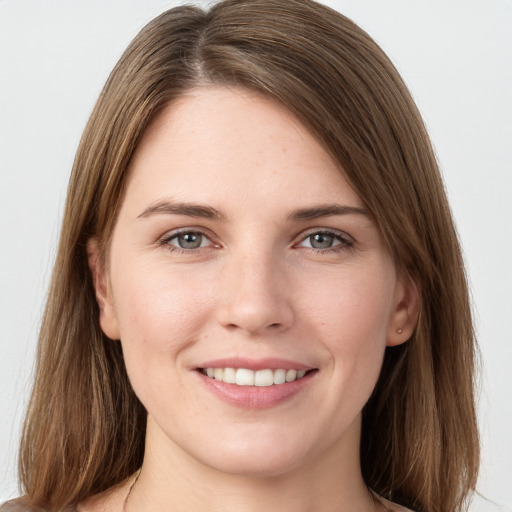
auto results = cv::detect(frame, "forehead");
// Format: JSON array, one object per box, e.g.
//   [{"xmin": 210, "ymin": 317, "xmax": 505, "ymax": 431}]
[{"xmin": 123, "ymin": 86, "xmax": 364, "ymax": 215}]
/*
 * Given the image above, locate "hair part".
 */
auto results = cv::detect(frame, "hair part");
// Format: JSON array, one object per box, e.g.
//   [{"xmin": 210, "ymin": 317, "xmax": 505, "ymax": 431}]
[{"xmin": 20, "ymin": 1, "xmax": 479, "ymax": 511}]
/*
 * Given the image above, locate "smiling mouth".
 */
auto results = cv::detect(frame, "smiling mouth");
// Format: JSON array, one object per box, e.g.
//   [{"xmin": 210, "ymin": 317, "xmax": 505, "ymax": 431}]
[{"xmin": 200, "ymin": 367, "xmax": 314, "ymax": 386}]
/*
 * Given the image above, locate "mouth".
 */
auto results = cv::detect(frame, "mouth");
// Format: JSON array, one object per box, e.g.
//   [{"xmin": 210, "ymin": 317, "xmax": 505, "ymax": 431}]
[
  {"xmin": 199, "ymin": 367, "xmax": 311, "ymax": 386},
  {"xmin": 195, "ymin": 360, "xmax": 318, "ymax": 409}
]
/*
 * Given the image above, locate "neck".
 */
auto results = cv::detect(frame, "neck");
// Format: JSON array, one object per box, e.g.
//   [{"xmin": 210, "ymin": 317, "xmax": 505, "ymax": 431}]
[{"xmin": 128, "ymin": 416, "xmax": 377, "ymax": 512}]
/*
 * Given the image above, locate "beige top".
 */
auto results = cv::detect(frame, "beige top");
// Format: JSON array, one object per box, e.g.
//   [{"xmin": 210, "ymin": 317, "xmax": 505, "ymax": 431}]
[
  {"xmin": 1, "ymin": 496, "xmax": 414, "ymax": 512},
  {"xmin": 370, "ymin": 491, "xmax": 414, "ymax": 512},
  {"xmin": 376, "ymin": 497, "xmax": 414, "ymax": 512},
  {"xmin": 0, "ymin": 500, "xmax": 73, "ymax": 512}
]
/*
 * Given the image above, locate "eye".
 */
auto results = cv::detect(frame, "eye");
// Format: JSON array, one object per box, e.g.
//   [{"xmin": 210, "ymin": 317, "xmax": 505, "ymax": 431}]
[
  {"xmin": 298, "ymin": 230, "xmax": 353, "ymax": 251},
  {"xmin": 161, "ymin": 230, "xmax": 214, "ymax": 251}
]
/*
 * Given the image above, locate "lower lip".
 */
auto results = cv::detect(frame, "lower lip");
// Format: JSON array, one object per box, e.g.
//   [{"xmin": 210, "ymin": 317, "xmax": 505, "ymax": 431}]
[{"xmin": 197, "ymin": 370, "xmax": 316, "ymax": 409}]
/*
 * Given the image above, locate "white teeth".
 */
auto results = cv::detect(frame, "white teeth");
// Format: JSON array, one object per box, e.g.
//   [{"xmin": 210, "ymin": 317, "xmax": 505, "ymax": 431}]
[
  {"xmin": 223, "ymin": 367, "xmax": 236, "ymax": 384},
  {"xmin": 235, "ymin": 368, "xmax": 255, "ymax": 386},
  {"xmin": 203, "ymin": 367, "xmax": 310, "ymax": 386},
  {"xmin": 273, "ymin": 369, "xmax": 286, "ymax": 385},
  {"xmin": 285, "ymin": 369, "xmax": 297, "ymax": 382},
  {"xmin": 254, "ymin": 369, "xmax": 274, "ymax": 387}
]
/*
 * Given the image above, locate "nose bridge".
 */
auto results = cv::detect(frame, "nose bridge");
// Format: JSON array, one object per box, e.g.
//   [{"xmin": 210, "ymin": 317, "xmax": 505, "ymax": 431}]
[{"xmin": 217, "ymin": 246, "xmax": 293, "ymax": 335}]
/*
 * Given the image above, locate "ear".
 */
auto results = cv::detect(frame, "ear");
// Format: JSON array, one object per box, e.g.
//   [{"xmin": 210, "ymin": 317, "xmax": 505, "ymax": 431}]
[
  {"xmin": 87, "ymin": 238, "xmax": 120, "ymax": 340},
  {"xmin": 386, "ymin": 272, "xmax": 420, "ymax": 347}
]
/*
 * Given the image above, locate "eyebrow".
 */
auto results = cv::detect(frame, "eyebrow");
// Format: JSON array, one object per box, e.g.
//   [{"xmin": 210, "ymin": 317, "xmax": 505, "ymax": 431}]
[
  {"xmin": 137, "ymin": 200, "xmax": 227, "ymax": 221},
  {"xmin": 137, "ymin": 200, "xmax": 369, "ymax": 222},
  {"xmin": 288, "ymin": 204, "xmax": 369, "ymax": 221}
]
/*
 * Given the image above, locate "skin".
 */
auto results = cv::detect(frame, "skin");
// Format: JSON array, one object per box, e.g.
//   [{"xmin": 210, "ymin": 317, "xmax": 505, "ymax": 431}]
[{"xmin": 86, "ymin": 86, "xmax": 418, "ymax": 512}]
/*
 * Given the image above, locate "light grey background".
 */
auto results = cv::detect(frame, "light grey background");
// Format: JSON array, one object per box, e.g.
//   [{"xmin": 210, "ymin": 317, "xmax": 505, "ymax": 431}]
[{"xmin": 1, "ymin": 1, "xmax": 511, "ymax": 510}]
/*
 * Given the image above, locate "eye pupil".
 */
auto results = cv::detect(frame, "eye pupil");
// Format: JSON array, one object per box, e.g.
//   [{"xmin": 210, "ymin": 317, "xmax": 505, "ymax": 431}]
[
  {"xmin": 178, "ymin": 232, "xmax": 202, "ymax": 249},
  {"xmin": 310, "ymin": 233, "xmax": 333, "ymax": 249}
]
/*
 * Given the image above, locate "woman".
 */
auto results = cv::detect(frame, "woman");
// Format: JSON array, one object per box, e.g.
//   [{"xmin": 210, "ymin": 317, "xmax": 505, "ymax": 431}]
[{"xmin": 1, "ymin": 1, "xmax": 479, "ymax": 511}]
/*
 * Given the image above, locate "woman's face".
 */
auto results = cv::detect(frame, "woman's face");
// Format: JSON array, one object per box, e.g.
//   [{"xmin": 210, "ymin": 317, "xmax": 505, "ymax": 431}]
[{"xmin": 92, "ymin": 86, "xmax": 415, "ymax": 477}]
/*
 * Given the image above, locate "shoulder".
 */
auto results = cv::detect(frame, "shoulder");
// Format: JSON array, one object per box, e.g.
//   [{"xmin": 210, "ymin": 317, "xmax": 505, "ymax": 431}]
[
  {"xmin": 0, "ymin": 498, "xmax": 74, "ymax": 512},
  {"xmin": 380, "ymin": 500, "xmax": 415, "ymax": 512},
  {"xmin": 371, "ymin": 492, "xmax": 415, "ymax": 512},
  {"xmin": 0, "ymin": 499, "xmax": 41, "ymax": 512},
  {"xmin": 0, "ymin": 498, "xmax": 73, "ymax": 512},
  {"xmin": 383, "ymin": 499, "xmax": 415, "ymax": 512},
  {"xmin": 76, "ymin": 475, "xmax": 134, "ymax": 512},
  {"xmin": 1, "ymin": 475, "xmax": 134, "ymax": 512}
]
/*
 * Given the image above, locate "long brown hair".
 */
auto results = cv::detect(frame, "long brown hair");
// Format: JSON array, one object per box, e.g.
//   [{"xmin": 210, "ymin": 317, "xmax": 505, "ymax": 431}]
[{"xmin": 19, "ymin": 1, "xmax": 479, "ymax": 511}]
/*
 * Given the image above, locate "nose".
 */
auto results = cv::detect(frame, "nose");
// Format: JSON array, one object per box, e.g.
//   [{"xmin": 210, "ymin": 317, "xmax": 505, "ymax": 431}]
[{"xmin": 215, "ymin": 251, "xmax": 294, "ymax": 336}]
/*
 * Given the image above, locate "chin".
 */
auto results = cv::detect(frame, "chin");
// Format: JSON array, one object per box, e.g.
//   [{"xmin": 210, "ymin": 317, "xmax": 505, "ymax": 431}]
[
  {"xmin": 200, "ymin": 444, "xmax": 310, "ymax": 479},
  {"xmin": 184, "ymin": 420, "xmax": 346, "ymax": 480}
]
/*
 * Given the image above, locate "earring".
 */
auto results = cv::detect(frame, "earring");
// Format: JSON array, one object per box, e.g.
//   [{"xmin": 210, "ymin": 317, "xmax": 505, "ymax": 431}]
[{"xmin": 396, "ymin": 328, "xmax": 403, "ymax": 335}]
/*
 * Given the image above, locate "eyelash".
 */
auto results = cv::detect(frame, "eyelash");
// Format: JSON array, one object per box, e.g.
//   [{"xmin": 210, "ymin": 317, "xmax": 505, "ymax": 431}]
[
  {"xmin": 158, "ymin": 228, "xmax": 354, "ymax": 254},
  {"xmin": 158, "ymin": 228, "xmax": 218, "ymax": 254},
  {"xmin": 296, "ymin": 229, "xmax": 354, "ymax": 254}
]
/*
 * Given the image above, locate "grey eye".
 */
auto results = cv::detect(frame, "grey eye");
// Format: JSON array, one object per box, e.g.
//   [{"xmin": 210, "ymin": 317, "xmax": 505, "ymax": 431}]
[
  {"xmin": 172, "ymin": 232, "xmax": 205, "ymax": 249},
  {"xmin": 308, "ymin": 233, "xmax": 336, "ymax": 249}
]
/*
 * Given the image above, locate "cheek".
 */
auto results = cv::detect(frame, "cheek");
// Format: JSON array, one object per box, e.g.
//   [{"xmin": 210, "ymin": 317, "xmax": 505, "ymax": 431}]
[
  {"xmin": 300, "ymin": 265, "xmax": 394, "ymax": 387},
  {"xmin": 303, "ymin": 267, "xmax": 394, "ymax": 343},
  {"xmin": 110, "ymin": 265, "xmax": 217, "ymax": 415},
  {"xmin": 110, "ymin": 261, "xmax": 215, "ymax": 377}
]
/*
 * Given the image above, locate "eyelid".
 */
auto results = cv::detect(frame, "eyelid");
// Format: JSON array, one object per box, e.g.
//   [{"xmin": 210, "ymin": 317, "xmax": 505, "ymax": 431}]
[
  {"xmin": 156, "ymin": 226, "xmax": 354, "ymax": 253},
  {"xmin": 158, "ymin": 227, "xmax": 220, "ymax": 251},
  {"xmin": 294, "ymin": 227, "xmax": 355, "ymax": 250}
]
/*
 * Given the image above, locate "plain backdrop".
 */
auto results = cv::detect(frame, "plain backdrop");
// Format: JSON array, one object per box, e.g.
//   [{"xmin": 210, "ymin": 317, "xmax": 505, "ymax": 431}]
[{"xmin": 0, "ymin": 1, "xmax": 511, "ymax": 510}]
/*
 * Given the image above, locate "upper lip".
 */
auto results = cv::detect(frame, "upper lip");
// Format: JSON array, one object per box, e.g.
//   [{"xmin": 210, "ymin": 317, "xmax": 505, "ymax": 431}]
[{"xmin": 196, "ymin": 357, "xmax": 314, "ymax": 371}]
